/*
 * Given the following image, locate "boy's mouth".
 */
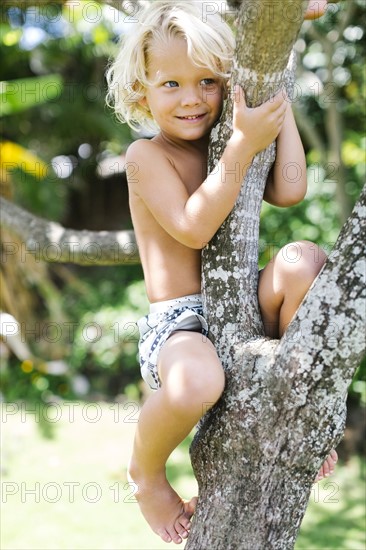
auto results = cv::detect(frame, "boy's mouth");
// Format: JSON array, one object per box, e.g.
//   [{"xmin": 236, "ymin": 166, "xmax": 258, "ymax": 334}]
[{"xmin": 177, "ymin": 114, "xmax": 206, "ymax": 121}]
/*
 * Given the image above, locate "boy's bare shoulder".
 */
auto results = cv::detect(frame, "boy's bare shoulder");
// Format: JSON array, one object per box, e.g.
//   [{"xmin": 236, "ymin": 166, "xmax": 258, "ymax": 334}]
[
  {"xmin": 126, "ymin": 138, "xmax": 169, "ymax": 165},
  {"xmin": 125, "ymin": 139, "xmax": 178, "ymax": 197}
]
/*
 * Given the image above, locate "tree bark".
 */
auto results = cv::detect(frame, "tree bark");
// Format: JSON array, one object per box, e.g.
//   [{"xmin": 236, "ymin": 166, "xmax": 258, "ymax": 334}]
[
  {"xmin": 185, "ymin": 1, "xmax": 366, "ymax": 549},
  {"xmin": 0, "ymin": 197, "xmax": 139, "ymax": 265}
]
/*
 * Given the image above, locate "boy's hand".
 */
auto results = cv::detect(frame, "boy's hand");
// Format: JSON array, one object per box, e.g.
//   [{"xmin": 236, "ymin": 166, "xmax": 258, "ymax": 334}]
[
  {"xmin": 231, "ymin": 86, "xmax": 287, "ymax": 157},
  {"xmin": 304, "ymin": 0, "xmax": 327, "ymax": 20}
]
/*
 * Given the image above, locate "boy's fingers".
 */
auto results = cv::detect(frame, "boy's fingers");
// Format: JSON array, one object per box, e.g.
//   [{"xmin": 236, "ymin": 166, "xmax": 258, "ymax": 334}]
[
  {"xmin": 256, "ymin": 94, "xmax": 283, "ymax": 117},
  {"xmin": 279, "ymin": 98, "xmax": 288, "ymax": 117},
  {"xmin": 271, "ymin": 90, "xmax": 286, "ymax": 108},
  {"xmin": 273, "ymin": 95, "xmax": 288, "ymax": 120}
]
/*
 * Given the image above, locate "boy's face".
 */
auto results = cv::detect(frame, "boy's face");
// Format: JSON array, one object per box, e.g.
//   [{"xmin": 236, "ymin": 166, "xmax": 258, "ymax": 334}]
[{"xmin": 140, "ymin": 36, "xmax": 224, "ymax": 142}]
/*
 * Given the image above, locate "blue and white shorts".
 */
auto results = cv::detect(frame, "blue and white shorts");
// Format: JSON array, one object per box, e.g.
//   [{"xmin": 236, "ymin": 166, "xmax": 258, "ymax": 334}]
[{"xmin": 136, "ymin": 294, "xmax": 209, "ymax": 391}]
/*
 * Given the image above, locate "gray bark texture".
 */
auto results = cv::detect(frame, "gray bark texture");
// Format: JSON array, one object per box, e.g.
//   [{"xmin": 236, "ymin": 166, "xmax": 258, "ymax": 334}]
[
  {"xmin": 0, "ymin": 197, "xmax": 139, "ymax": 265},
  {"xmin": 186, "ymin": 1, "xmax": 366, "ymax": 549}
]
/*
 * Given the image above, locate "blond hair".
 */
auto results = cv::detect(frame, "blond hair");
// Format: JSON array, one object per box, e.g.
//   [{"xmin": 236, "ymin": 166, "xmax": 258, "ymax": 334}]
[{"xmin": 105, "ymin": 1, "xmax": 235, "ymax": 131}]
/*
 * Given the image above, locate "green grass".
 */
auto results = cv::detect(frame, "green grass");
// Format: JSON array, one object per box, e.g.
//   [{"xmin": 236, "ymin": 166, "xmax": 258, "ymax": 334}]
[
  {"xmin": 1, "ymin": 402, "xmax": 365, "ymax": 550},
  {"xmin": 296, "ymin": 457, "xmax": 366, "ymax": 550}
]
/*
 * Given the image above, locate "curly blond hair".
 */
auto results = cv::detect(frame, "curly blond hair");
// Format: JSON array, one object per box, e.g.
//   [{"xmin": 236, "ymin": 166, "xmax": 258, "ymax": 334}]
[{"xmin": 105, "ymin": 1, "xmax": 235, "ymax": 131}]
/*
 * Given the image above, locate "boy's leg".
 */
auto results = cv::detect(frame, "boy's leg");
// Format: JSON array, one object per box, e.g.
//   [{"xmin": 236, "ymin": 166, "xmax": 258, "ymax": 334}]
[
  {"xmin": 258, "ymin": 240, "xmax": 326, "ymax": 338},
  {"xmin": 258, "ymin": 240, "xmax": 337, "ymax": 478},
  {"xmin": 129, "ymin": 331, "xmax": 225, "ymax": 545}
]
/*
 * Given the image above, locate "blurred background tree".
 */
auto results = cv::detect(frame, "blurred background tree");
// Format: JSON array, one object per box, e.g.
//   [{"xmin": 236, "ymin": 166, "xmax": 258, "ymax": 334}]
[
  {"xmin": 1, "ymin": 0, "xmax": 147, "ymax": 407},
  {"xmin": 0, "ymin": 0, "xmax": 364, "ymax": 456}
]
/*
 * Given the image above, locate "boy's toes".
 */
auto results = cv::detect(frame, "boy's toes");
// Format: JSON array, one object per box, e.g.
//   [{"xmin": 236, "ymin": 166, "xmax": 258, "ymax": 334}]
[
  {"xmin": 166, "ymin": 526, "xmax": 183, "ymax": 545},
  {"xmin": 178, "ymin": 515, "xmax": 191, "ymax": 531},
  {"xmin": 157, "ymin": 528, "xmax": 172, "ymax": 543},
  {"xmin": 327, "ymin": 456, "xmax": 335, "ymax": 475},
  {"xmin": 315, "ymin": 449, "xmax": 338, "ymax": 482},
  {"xmin": 330, "ymin": 449, "xmax": 338, "ymax": 464},
  {"xmin": 184, "ymin": 496, "xmax": 198, "ymax": 517},
  {"xmin": 174, "ymin": 520, "xmax": 188, "ymax": 540},
  {"xmin": 323, "ymin": 457, "xmax": 332, "ymax": 477},
  {"xmin": 327, "ymin": 449, "xmax": 338, "ymax": 475}
]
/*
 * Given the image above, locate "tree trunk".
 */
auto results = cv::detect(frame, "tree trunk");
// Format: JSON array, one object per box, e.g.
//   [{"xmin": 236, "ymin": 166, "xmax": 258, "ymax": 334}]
[{"xmin": 186, "ymin": 1, "xmax": 366, "ymax": 548}]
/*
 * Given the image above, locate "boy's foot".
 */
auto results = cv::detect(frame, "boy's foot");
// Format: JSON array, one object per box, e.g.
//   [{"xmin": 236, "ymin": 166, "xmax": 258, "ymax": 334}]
[
  {"xmin": 315, "ymin": 449, "xmax": 338, "ymax": 482},
  {"xmin": 128, "ymin": 469, "xmax": 197, "ymax": 544}
]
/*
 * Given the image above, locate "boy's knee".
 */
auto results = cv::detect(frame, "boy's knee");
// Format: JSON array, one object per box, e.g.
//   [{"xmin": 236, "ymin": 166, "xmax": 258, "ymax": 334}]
[
  {"xmin": 166, "ymin": 362, "xmax": 225, "ymax": 414},
  {"xmin": 197, "ymin": 366, "xmax": 225, "ymax": 409},
  {"xmin": 280, "ymin": 240, "xmax": 326, "ymax": 281}
]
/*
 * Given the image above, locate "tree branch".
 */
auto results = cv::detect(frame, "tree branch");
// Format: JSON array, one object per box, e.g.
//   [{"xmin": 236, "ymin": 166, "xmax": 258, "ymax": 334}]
[
  {"xmin": 338, "ymin": 0, "xmax": 358, "ymax": 35},
  {"xmin": 293, "ymin": 103, "xmax": 327, "ymax": 164},
  {"xmin": 0, "ymin": 197, "xmax": 139, "ymax": 266},
  {"xmin": 266, "ymin": 183, "xmax": 366, "ymax": 462},
  {"xmin": 277, "ymin": 183, "xmax": 366, "ymax": 388}
]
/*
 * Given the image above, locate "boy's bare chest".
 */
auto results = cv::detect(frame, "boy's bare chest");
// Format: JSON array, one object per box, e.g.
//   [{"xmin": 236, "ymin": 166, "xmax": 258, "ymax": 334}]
[{"xmin": 170, "ymin": 153, "xmax": 208, "ymax": 196}]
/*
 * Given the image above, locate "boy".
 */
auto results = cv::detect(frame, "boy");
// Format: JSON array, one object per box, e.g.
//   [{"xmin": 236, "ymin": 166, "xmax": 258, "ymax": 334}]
[{"xmin": 106, "ymin": 1, "xmax": 336, "ymax": 544}]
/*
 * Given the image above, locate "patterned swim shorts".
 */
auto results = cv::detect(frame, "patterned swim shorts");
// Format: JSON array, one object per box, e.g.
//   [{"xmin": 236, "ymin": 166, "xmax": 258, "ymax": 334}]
[{"xmin": 136, "ymin": 294, "xmax": 209, "ymax": 391}]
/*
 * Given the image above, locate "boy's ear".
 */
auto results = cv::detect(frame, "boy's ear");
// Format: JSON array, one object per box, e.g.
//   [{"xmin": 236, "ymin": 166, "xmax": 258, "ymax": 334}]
[
  {"xmin": 138, "ymin": 96, "xmax": 148, "ymax": 108},
  {"xmin": 138, "ymin": 96, "xmax": 152, "ymax": 114}
]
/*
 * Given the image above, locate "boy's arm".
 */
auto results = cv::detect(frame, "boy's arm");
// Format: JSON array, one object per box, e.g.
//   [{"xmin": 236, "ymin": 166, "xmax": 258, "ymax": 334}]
[
  {"xmin": 126, "ymin": 137, "xmax": 253, "ymax": 249},
  {"xmin": 263, "ymin": 103, "xmax": 307, "ymax": 207},
  {"xmin": 126, "ymin": 89, "xmax": 287, "ymax": 249}
]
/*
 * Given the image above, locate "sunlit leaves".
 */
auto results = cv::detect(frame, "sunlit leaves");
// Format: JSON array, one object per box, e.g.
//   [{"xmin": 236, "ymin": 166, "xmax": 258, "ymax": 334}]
[
  {"xmin": 0, "ymin": 140, "xmax": 48, "ymax": 180},
  {"xmin": 0, "ymin": 74, "xmax": 63, "ymax": 115}
]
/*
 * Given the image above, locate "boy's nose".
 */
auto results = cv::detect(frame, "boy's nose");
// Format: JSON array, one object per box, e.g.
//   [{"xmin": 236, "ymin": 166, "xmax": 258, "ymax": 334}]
[{"xmin": 180, "ymin": 88, "xmax": 202, "ymax": 107}]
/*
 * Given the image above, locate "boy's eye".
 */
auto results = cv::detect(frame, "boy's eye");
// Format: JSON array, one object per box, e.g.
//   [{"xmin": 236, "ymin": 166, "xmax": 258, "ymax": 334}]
[
  {"xmin": 201, "ymin": 78, "xmax": 216, "ymax": 86},
  {"xmin": 163, "ymin": 81, "xmax": 179, "ymax": 88}
]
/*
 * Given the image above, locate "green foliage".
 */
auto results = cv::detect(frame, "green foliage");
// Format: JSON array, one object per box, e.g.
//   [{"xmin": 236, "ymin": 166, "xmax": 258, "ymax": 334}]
[
  {"xmin": 0, "ymin": 74, "xmax": 63, "ymax": 115},
  {"xmin": 350, "ymin": 357, "xmax": 366, "ymax": 406},
  {"xmin": 1, "ymin": 358, "xmax": 72, "ymax": 418},
  {"xmin": 0, "ymin": 2, "xmax": 133, "ymax": 218},
  {"xmin": 260, "ymin": 0, "xmax": 365, "ymax": 263},
  {"xmin": 1, "ymin": 2, "xmax": 146, "ymax": 405},
  {"xmin": 1, "ymin": 1, "xmax": 364, "ymax": 407},
  {"xmin": 259, "ymin": 173, "xmax": 340, "ymax": 267},
  {"xmin": 1, "ymin": 265, "xmax": 147, "ymax": 410},
  {"xmin": 67, "ymin": 276, "xmax": 148, "ymax": 397}
]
